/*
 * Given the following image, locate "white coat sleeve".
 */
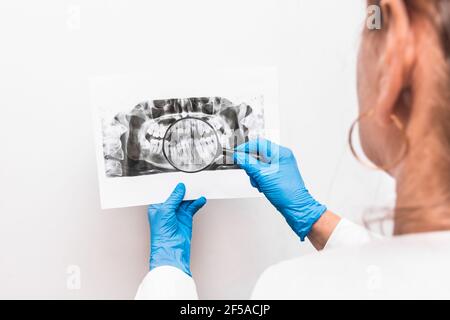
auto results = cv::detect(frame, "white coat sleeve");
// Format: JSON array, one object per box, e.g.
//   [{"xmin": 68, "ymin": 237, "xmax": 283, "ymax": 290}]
[
  {"xmin": 323, "ymin": 218, "xmax": 383, "ymax": 250},
  {"xmin": 135, "ymin": 266, "xmax": 199, "ymax": 300},
  {"xmin": 251, "ymin": 218, "xmax": 383, "ymax": 299}
]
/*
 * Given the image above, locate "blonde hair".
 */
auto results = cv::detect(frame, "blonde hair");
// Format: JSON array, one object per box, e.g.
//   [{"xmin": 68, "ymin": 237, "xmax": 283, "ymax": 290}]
[
  {"xmin": 367, "ymin": 0, "xmax": 449, "ymax": 58},
  {"xmin": 368, "ymin": 0, "xmax": 450, "ymax": 157},
  {"xmin": 361, "ymin": 1, "xmax": 450, "ymax": 233}
]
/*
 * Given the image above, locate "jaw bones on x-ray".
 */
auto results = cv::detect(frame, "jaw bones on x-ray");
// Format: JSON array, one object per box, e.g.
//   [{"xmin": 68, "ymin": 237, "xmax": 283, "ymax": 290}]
[{"xmin": 102, "ymin": 96, "xmax": 265, "ymax": 177}]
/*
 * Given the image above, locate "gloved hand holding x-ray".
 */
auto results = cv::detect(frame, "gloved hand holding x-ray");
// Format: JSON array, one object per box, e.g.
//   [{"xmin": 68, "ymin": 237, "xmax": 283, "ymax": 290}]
[
  {"xmin": 234, "ymin": 139, "xmax": 327, "ymax": 241},
  {"xmin": 148, "ymin": 139, "xmax": 327, "ymax": 275},
  {"xmin": 147, "ymin": 138, "xmax": 327, "ymax": 279},
  {"xmin": 148, "ymin": 183, "xmax": 206, "ymax": 276}
]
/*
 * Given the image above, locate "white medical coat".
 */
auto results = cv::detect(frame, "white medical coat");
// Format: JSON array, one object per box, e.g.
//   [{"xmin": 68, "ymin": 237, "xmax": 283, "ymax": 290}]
[{"xmin": 135, "ymin": 219, "xmax": 450, "ymax": 299}]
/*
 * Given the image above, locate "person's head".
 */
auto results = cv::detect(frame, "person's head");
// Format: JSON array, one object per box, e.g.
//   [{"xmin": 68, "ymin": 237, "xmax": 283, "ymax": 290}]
[
  {"xmin": 358, "ymin": 0, "xmax": 450, "ymax": 176},
  {"xmin": 357, "ymin": 0, "xmax": 450, "ymax": 232}
]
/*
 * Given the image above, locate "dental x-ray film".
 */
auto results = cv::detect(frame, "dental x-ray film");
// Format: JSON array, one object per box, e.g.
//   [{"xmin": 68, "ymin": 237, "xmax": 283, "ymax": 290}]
[
  {"xmin": 103, "ymin": 96, "xmax": 265, "ymax": 177},
  {"xmin": 91, "ymin": 68, "xmax": 279, "ymax": 209}
]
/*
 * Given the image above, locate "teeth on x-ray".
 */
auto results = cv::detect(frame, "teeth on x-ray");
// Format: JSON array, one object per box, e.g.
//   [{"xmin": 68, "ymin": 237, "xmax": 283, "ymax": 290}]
[
  {"xmin": 101, "ymin": 96, "xmax": 265, "ymax": 177},
  {"xmin": 163, "ymin": 118, "xmax": 219, "ymax": 169}
]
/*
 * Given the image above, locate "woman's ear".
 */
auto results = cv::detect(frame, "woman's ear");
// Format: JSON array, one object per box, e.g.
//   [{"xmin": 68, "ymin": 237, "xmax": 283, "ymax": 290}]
[{"xmin": 375, "ymin": 0, "xmax": 416, "ymax": 126}]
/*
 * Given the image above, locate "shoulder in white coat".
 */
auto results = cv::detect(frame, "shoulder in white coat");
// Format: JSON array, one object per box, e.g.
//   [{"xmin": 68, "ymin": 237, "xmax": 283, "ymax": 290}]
[
  {"xmin": 135, "ymin": 218, "xmax": 378, "ymax": 300},
  {"xmin": 251, "ymin": 226, "xmax": 450, "ymax": 299}
]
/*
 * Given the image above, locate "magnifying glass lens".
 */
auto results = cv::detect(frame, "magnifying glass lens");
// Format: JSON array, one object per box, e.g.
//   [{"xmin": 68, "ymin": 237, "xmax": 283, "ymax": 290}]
[{"xmin": 162, "ymin": 118, "xmax": 220, "ymax": 173}]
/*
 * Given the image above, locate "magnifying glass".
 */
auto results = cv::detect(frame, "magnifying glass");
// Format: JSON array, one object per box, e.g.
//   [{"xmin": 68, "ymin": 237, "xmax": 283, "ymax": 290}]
[{"xmin": 162, "ymin": 117, "xmax": 261, "ymax": 173}]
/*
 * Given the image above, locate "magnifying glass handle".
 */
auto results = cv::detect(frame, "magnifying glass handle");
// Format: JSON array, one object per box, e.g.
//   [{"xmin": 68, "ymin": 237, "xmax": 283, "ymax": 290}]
[{"xmin": 222, "ymin": 148, "xmax": 264, "ymax": 162}]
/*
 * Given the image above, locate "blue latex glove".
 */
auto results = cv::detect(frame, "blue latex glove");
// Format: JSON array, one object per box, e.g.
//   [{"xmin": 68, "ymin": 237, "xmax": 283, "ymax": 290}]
[
  {"xmin": 234, "ymin": 139, "xmax": 327, "ymax": 241},
  {"xmin": 148, "ymin": 183, "xmax": 206, "ymax": 276}
]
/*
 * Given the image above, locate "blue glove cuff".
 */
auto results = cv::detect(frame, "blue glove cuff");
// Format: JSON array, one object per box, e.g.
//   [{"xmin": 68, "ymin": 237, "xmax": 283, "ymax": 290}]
[
  {"xmin": 283, "ymin": 201, "xmax": 327, "ymax": 242},
  {"xmin": 150, "ymin": 247, "xmax": 192, "ymax": 277}
]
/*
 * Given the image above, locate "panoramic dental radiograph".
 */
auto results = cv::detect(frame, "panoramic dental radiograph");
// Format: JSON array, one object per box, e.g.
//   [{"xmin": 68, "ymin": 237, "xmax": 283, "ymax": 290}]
[{"xmin": 102, "ymin": 96, "xmax": 264, "ymax": 177}]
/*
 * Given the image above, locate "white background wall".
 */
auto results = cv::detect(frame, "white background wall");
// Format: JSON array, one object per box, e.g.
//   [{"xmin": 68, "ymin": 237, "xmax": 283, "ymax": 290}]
[{"xmin": 0, "ymin": 0, "xmax": 395, "ymax": 299}]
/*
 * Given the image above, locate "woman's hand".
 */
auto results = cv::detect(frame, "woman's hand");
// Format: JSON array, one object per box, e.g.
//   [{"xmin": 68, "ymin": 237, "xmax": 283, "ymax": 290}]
[
  {"xmin": 148, "ymin": 183, "xmax": 206, "ymax": 276},
  {"xmin": 234, "ymin": 139, "xmax": 327, "ymax": 241}
]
